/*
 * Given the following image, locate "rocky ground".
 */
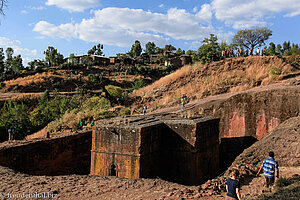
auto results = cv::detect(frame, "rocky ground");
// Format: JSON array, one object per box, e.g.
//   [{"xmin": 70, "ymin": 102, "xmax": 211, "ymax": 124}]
[{"xmin": 0, "ymin": 165, "xmax": 299, "ymax": 200}]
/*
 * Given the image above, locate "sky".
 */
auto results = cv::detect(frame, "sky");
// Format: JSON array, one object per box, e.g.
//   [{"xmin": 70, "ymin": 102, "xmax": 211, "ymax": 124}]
[{"xmin": 0, "ymin": 0, "xmax": 300, "ymax": 66}]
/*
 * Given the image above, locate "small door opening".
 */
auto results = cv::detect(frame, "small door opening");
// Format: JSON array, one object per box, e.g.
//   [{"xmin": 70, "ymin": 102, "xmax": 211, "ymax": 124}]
[{"xmin": 110, "ymin": 164, "xmax": 116, "ymax": 176}]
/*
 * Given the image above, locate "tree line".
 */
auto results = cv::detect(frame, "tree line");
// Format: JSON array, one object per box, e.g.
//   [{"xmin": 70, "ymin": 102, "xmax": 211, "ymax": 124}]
[
  {"xmin": 2, "ymin": 27, "xmax": 300, "ymax": 83},
  {"xmin": 0, "ymin": 47, "xmax": 24, "ymax": 82}
]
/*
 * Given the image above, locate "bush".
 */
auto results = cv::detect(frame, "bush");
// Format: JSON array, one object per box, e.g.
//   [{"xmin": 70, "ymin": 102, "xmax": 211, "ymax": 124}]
[
  {"xmin": 268, "ymin": 66, "xmax": 282, "ymax": 76},
  {"xmin": 88, "ymin": 73, "xmax": 96, "ymax": 83},
  {"xmin": 105, "ymin": 85, "xmax": 123, "ymax": 99},
  {"xmin": 132, "ymin": 79, "xmax": 147, "ymax": 90},
  {"xmin": 165, "ymin": 64, "xmax": 179, "ymax": 74},
  {"xmin": 84, "ymin": 96, "xmax": 111, "ymax": 110}
]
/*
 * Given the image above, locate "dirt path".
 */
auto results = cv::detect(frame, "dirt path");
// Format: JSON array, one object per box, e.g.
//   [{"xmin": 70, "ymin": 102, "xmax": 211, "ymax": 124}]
[
  {"xmin": 241, "ymin": 166, "xmax": 300, "ymax": 200},
  {"xmin": 0, "ymin": 165, "xmax": 298, "ymax": 200}
]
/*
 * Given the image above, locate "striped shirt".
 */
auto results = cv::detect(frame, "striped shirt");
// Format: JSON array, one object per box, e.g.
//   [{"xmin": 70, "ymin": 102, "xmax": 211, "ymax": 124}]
[{"xmin": 261, "ymin": 157, "xmax": 278, "ymax": 178}]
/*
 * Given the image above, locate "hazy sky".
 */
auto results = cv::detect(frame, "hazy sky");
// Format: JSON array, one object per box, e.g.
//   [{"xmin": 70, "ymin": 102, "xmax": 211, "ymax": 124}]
[{"xmin": 1, "ymin": 0, "xmax": 300, "ymax": 65}]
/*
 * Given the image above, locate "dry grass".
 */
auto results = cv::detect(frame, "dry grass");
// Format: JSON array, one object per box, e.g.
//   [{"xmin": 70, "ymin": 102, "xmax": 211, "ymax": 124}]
[
  {"xmin": 11, "ymin": 93, "xmax": 42, "ymax": 101},
  {"xmin": 133, "ymin": 56, "xmax": 298, "ymax": 108},
  {"xmin": 3, "ymin": 72, "xmax": 49, "ymax": 88},
  {"xmin": 133, "ymin": 64, "xmax": 193, "ymax": 96}
]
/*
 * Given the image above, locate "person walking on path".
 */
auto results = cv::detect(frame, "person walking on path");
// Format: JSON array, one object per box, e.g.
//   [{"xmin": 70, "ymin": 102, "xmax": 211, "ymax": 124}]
[
  {"xmin": 256, "ymin": 151, "xmax": 279, "ymax": 188},
  {"xmin": 225, "ymin": 169, "xmax": 241, "ymax": 200},
  {"xmin": 183, "ymin": 94, "xmax": 187, "ymax": 104},
  {"xmin": 181, "ymin": 96, "xmax": 185, "ymax": 110},
  {"xmin": 142, "ymin": 105, "xmax": 147, "ymax": 115}
]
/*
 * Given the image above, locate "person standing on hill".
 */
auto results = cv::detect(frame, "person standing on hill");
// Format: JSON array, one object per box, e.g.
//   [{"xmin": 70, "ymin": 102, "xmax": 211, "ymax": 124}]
[
  {"xmin": 225, "ymin": 169, "xmax": 241, "ymax": 200},
  {"xmin": 80, "ymin": 121, "xmax": 83, "ymax": 130},
  {"xmin": 8, "ymin": 128, "xmax": 13, "ymax": 141},
  {"xmin": 256, "ymin": 151, "xmax": 279, "ymax": 188},
  {"xmin": 181, "ymin": 96, "xmax": 185, "ymax": 110}
]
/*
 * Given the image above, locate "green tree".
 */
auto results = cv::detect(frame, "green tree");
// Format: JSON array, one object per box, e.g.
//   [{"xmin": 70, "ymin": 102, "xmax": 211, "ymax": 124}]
[
  {"xmin": 155, "ymin": 47, "xmax": 163, "ymax": 54},
  {"xmin": 43, "ymin": 46, "xmax": 64, "ymax": 67},
  {"xmin": 27, "ymin": 59, "xmax": 45, "ymax": 70},
  {"xmin": 176, "ymin": 48, "xmax": 184, "ymax": 56},
  {"xmin": 5, "ymin": 47, "xmax": 13, "ymax": 71},
  {"xmin": 11, "ymin": 55, "xmax": 23, "ymax": 74},
  {"xmin": 276, "ymin": 44, "xmax": 283, "ymax": 55},
  {"xmin": 232, "ymin": 27, "xmax": 272, "ymax": 50},
  {"xmin": 129, "ymin": 40, "xmax": 142, "ymax": 57},
  {"xmin": 0, "ymin": 100, "xmax": 31, "ymax": 139},
  {"xmin": 164, "ymin": 44, "xmax": 176, "ymax": 52},
  {"xmin": 219, "ymin": 41, "xmax": 230, "ymax": 51},
  {"xmin": 284, "ymin": 43, "xmax": 300, "ymax": 56},
  {"xmin": 3, "ymin": 47, "xmax": 15, "ymax": 76},
  {"xmin": 282, "ymin": 41, "xmax": 288, "ymax": 51},
  {"xmin": 88, "ymin": 44, "xmax": 104, "ymax": 56},
  {"xmin": 30, "ymin": 90, "xmax": 75, "ymax": 129},
  {"xmin": 69, "ymin": 53, "xmax": 75, "ymax": 64},
  {"xmin": 265, "ymin": 42, "xmax": 276, "ymax": 56},
  {"xmin": 145, "ymin": 42, "xmax": 156, "ymax": 55},
  {"xmin": 186, "ymin": 50, "xmax": 200, "ymax": 62},
  {"xmin": 198, "ymin": 34, "xmax": 220, "ymax": 64},
  {"xmin": 0, "ymin": 48, "xmax": 5, "ymax": 73}
]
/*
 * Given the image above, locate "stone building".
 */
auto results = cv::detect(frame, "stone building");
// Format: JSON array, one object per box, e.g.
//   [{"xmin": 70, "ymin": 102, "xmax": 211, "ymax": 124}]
[
  {"xmin": 180, "ymin": 54, "xmax": 192, "ymax": 65},
  {"xmin": 90, "ymin": 114, "xmax": 220, "ymax": 185},
  {"xmin": 164, "ymin": 57, "xmax": 183, "ymax": 68},
  {"xmin": 65, "ymin": 55, "xmax": 110, "ymax": 66}
]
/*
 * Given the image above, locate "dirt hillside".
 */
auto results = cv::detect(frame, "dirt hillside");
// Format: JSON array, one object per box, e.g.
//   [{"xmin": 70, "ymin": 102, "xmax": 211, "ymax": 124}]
[{"xmin": 133, "ymin": 56, "xmax": 300, "ymax": 111}]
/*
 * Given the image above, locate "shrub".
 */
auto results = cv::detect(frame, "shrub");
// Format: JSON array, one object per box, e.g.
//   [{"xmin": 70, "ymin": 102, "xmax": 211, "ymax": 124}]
[
  {"xmin": 84, "ymin": 96, "xmax": 111, "ymax": 110},
  {"xmin": 268, "ymin": 66, "xmax": 282, "ymax": 76},
  {"xmin": 105, "ymin": 85, "xmax": 123, "ymax": 99},
  {"xmin": 88, "ymin": 73, "xmax": 96, "ymax": 83},
  {"xmin": 132, "ymin": 79, "xmax": 147, "ymax": 90}
]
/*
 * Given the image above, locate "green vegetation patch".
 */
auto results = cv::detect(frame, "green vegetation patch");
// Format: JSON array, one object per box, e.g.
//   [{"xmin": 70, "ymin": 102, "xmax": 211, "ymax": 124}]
[{"xmin": 268, "ymin": 66, "xmax": 282, "ymax": 76}]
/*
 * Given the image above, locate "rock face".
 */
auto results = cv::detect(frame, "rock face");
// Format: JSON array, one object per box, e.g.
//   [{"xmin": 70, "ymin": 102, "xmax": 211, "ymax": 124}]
[
  {"xmin": 179, "ymin": 85, "xmax": 300, "ymax": 169},
  {"xmin": 231, "ymin": 116, "xmax": 300, "ymax": 169},
  {"xmin": 0, "ymin": 131, "xmax": 92, "ymax": 175},
  {"xmin": 189, "ymin": 116, "xmax": 300, "ymax": 199},
  {"xmin": 91, "ymin": 115, "xmax": 220, "ymax": 185}
]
